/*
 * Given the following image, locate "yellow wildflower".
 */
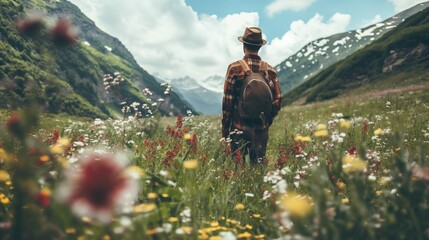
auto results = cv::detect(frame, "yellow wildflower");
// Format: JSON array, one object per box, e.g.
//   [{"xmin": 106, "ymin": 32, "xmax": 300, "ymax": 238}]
[
  {"xmin": 146, "ymin": 229, "xmax": 158, "ymax": 235},
  {"xmin": 294, "ymin": 135, "xmax": 303, "ymax": 141},
  {"xmin": 65, "ymin": 228, "xmax": 76, "ymax": 234},
  {"xmin": 342, "ymin": 198, "xmax": 349, "ymax": 204},
  {"xmin": 210, "ymin": 221, "xmax": 219, "ymax": 227},
  {"xmin": 168, "ymin": 217, "xmax": 179, "ymax": 223},
  {"xmin": 50, "ymin": 145, "xmax": 64, "ymax": 154},
  {"xmin": 39, "ymin": 155, "xmax": 50, "ymax": 163},
  {"xmin": 0, "ymin": 148, "xmax": 12, "ymax": 161},
  {"xmin": 126, "ymin": 166, "xmax": 144, "ymax": 178},
  {"xmin": 101, "ymin": 235, "xmax": 110, "ymax": 240},
  {"xmin": 340, "ymin": 120, "xmax": 351, "ymax": 129},
  {"xmin": 280, "ymin": 192, "xmax": 313, "ymax": 218},
  {"xmin": 199, "ymin": 231, "xmax": 209, "ymax": 239},
  {"xmin": 301, "ymin": 136, "xmax": 311, "ymax": 142},
  {"xmin": 376, "ymin": 190, "xmax": 382, "ymax": 196},
  {"xmin": 226, "ymin": 218, "xmax": 238, "ymax": 225},
  {"xmin": 252, "ymin": 214, "xmax": 261, "ymax": 218},
  {"xmin": 147, "ymin": 193, "xmax": 158, "ymax": 199},
  {"xmin": 0, "ymin": 170, "xmax": 10, "ymax": 182},
  {"xmin": 181, "ymin": 226, "xmax": 193, "ymax": 234},
  {"xmin": 184, "ymin": 133, "xmax": 192, "ymax": 140},
  {"xmin": 314, "ymin": 129, "xmax": 329, "ymax": 137},
  {"xmin": 245, "ymin": 224, "xmax": 252, "ymax": 230},
  {"xmin": 342, "ymin": 154, "xmax": 367, "ymax": 173},
  {"xmin": 209, "ymin": 236, "xmax": 222, "ymax": 240},
  {"xmin": 379, "ymin": 177, "xmax": 392, "ymax": 186},
  {"xmin": 255, "ymin": 234, "xmax": 266, "ymax": 239},
  {"xmin": 374, "ymin": 128, "xmax": 383, "ymax": 136},
  {"xmin": 295, "ymin": 134, "xmax": 312, "ymax": 142},
  {"xmin": 234, "ymin": 203, "xmax": 245, "ymax": 210},
  {"xmin": 161, "ymin": 193, "xmax": 169, "ymax": 198},
  {"xmin": 316, "ymin": 124, "xmax": 327, "ymax": 131},
  {"xmin": 183, "ymin": 159, "xmax": 198, "ymax": 169},
  {"xmin": 81, "ymin": 217, "xmax": 92, "ymax": 223},
  {"xmin": 0, "ymin": 194, "xmax": 10, "ymax": 204},
  {"xmin": 134, "ymin": 203, "xmax": 157, "ymax": 213},
  {"xmin": 237, "ymin": 232, "xmax": 252, "ymax": 239},
  {"xmin": 336, "ymin": 181, "xmax": 346, "ymax": 191},
  {"xmin": 40, "ymin": 187, "xmax": 52, "ymax": 196}
]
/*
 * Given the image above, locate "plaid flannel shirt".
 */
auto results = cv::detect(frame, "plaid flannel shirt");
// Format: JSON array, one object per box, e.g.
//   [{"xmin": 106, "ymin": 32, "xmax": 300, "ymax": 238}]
[{"xmin": 222, "ymin": 54, "xmax": 282, "ymax": 138}]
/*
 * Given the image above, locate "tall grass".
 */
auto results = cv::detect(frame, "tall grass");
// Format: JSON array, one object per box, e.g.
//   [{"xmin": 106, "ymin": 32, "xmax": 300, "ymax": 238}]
[{"xmin": 0, "ymin": 89, "xmax": 428, "ymax": 239}]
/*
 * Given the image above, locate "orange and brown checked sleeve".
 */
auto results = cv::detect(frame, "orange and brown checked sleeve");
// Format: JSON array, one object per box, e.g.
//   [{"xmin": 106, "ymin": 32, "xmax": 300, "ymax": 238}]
[
  {"xmin": 221, "ymin": 62, "xmax": 242, "ymax": 138},
  {"xmin": 222, "ymin": 64, "xmax": 235, "ymax": 138},
  {"xmin": 267, "ymin": 65, "xmax": 282, "ymax": 118}
]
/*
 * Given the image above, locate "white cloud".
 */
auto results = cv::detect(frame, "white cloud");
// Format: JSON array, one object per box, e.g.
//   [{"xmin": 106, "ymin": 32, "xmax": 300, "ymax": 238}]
[
  {"xmin": 69, "ymin": 0, "xmax": 349, "ymax": 83},
  {"xmin": 361, "ymin": 15, "xmax": 383, "ymax": 28},
  {"xmin": 266, "ymin": 0, "xmax": 316, "ymax": 17},
  {"xmin": 388, "ymin": 0, "xmax": 427, "ymax": 12},
  {"xmin": 69, "ymin": 0, "xmax": 258, "ymax": 81},
  {"xmin": 262, "ymin": 13, "xmax": 351, "ymax": 65}
]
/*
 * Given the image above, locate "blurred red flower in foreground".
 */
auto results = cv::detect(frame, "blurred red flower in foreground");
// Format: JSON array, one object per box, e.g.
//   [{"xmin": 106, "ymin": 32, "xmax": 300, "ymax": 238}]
[
  {"xmin": 49, "ymin": 18, "xmax": 78, "ymax": 45},
  {"xmin": 15, "ymin": 14, "xmax": 45, "ymax": 34},
  {"xmin": 57, "ymin": 151, "xmax": 140, "ymax": 223}
]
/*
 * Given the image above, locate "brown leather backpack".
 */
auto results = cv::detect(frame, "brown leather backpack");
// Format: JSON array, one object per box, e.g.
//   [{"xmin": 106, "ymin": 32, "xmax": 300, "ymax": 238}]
[{"xmin": 237, "ymin": 60, "xmax": 273, "ymax": 121}]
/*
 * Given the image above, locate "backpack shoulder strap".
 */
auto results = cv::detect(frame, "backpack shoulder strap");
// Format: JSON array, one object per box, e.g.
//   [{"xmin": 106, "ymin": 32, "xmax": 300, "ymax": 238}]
[
  {"xmin": 238, "ymin": 59, "xmax": 251, "ymax": 75},
  {"xmin": 259, "ymin": 61, "xmax": 268, "ymax": 72}
]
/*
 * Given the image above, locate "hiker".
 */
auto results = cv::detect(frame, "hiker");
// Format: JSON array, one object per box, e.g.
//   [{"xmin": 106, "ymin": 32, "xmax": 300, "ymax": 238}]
[{"xmin": 222, "ymin": 27, "xmax": 282, "ymax": 165}]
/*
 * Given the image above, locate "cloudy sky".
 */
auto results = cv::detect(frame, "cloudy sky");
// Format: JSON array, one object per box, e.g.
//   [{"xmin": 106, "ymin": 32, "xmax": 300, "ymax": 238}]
[{"xmin": 68, "ymin": 0, "xmax": 427, "ymax": 81}]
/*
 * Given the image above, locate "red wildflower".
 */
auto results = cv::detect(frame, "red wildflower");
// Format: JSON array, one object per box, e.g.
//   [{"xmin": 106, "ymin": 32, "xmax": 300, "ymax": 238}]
[
  {"xmin": 51, "ymin": 129, "xmax": 60, "ymax": 144},
  {"xmin": 275, "ymin": 146, "xmax": 288, "ymax": 168},
  {"xmin": 163, "ymin": 150, "xmax": 176, "ymax": 167},
  {"xmin": 50, "ymin": 18, "xmax": 78, "ymax": 45},
  {"xmin": 35, "ymin": 188, "xmax": 51, "ymax": 207},
  {"xmin": 225, "ymin": 145, "xmax": 231, "ymax": 158},
  {"xmin": 348, "ymin": 146, "xmax": 357, "ymax": 156},
  {"xmin": 176, "ymin": 114, "xmax": 183, "ymax": 129},
  {"xmin": 6, "ymin": 112, "xmax": 24, "ymax": 138},
  {"xmin": 15, "ymin": 14, "xmax": 45, "ymax": 34},
  {"xmin": 223, "ymin": 170, "xmax": 233, "ymax": 180},
  {"xmin": 190, "ymin": 134, "xmax": 198, "ymax": 154},
  {"xmin": 57, "ymin": 151, "xmax": 139, "ymax": 223},
  {"xmin": 234, "ymin": 151, "xmax": 243, "ymax": 165},
  {"xmin": 362, "ymin": 121, "xmax": 369, "ymax": 134}
]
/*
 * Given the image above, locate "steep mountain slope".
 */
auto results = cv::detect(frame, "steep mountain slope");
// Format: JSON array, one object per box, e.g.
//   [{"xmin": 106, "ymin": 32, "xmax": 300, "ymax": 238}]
[
  {"xmin": 276, "ymin": 1, "xmax": 429, "ymax": 95},
  {"xmin": 283, "ymin": 5, "xmax": 429, "ymax": 105},
  {"xmin": 0, "ymin": 0, "xmax": 193, "ymax": 117}
]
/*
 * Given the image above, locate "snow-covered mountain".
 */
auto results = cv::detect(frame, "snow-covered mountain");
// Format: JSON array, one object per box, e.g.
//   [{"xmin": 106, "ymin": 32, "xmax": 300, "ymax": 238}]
[
  {"xmin": 276, "ymin": 1, "xmax": 429, "ymax": 94},
  {"xmin": 202, "ymin": 75, "xmax": 224, "ymax": 93},
  {"xmin": 159, "ymin": 76, "xmax": 224, "ymax": 115}
]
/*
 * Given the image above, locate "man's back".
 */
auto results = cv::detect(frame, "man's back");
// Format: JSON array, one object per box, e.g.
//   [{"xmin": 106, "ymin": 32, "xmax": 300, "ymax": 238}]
[
  {"xmin": 221, "ymin": 27, "xmax": 282, "ymax": 164},
  {"xmin": 222, "ymin": 54, "xmax": 281, "ymax": 136}
]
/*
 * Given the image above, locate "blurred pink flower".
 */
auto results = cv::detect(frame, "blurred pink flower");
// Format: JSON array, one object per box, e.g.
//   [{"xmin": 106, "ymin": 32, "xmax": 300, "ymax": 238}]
[
  {"xmin": 57, "ymin": 151, "xmax": 139, "ymax": 223},
  {"xmin": 49, "ymin": 18, "xmax": 78, "ymax": 45}
]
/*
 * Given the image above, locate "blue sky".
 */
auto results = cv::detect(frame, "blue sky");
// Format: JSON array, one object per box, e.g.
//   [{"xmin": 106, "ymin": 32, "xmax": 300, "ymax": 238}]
[
  {"xmin": 69, "ymin": 0, "xmax": 427, "ymax": 81},
  {"xmin": 185, "ymin": 0, "xmax": 396, "ymax": 40}
]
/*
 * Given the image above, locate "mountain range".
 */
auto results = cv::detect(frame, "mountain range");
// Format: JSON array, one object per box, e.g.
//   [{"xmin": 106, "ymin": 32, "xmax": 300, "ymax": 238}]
[
  {"xmin": 1, "ymin": 0, "xmax": 427, "ymax": 117},
  {"xmin": 283, "ymin": 3, "xmax": 429, "ymax": 105},
  {"xmin": 157, "ymin": 75, "xmax": 223, "ymax": 115},
  {"xmin": 0, "ymin": 0, "xmax": 194, "ymax": 118},
  {"xmin": 275, "ymin": 1, "xmax": 429, "ymax": 95},
  {"xmin": 165, "ymin": 2, "xmax": 428, "ymax": 115}
]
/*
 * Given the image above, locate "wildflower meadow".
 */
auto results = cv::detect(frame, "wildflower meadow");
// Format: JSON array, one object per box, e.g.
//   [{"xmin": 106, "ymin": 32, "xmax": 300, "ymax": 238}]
[{"xmin": 0, "ymin": 85, "xmax": 428, "ymax": 240}]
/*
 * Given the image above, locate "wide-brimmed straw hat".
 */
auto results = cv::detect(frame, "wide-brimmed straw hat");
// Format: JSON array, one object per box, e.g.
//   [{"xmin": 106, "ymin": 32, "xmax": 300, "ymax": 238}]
[{"xmin": 238, "ymin": 27, "xmax": 267, "ymax": 46}]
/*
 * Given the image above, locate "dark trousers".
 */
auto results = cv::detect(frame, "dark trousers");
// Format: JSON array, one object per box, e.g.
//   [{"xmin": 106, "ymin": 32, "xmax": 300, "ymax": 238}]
[{"xmin": 231, "ymin": 127, "xmax": 269, "ymax": 164}]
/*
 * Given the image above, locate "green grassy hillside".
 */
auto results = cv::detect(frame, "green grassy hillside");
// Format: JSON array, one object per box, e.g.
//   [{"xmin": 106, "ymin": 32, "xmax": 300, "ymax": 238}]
[
  {"xmin": 0, "ymin": 0, "xmax": 194, "ymax": 118},
  {"xmin": 283, "ymin": 6, "xmax": 429, "ymax": 106}
]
